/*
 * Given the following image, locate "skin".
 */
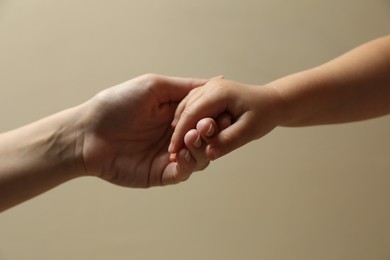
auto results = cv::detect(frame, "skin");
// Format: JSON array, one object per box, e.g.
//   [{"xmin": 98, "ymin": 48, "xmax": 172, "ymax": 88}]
[
  {"xmin": 0, "ymin": 74, "xmax": 211, "ymax": 212},
  {"xmin": 174, "ymin": 113, "xmax": 232, "ymax": 162},
  {"xmin": 169, "ymin": 35, "xmax": 390, "ymax": 160}
]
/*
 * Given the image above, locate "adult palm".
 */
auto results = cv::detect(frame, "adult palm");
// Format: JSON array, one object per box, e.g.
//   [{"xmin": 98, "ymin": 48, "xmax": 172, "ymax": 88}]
[{"xmin": 81, "ymin": 74, "xmax": 207, "ymax": 188}]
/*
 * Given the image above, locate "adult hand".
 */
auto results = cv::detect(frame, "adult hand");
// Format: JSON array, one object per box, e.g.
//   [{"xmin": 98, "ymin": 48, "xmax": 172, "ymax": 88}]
[{"xmin": 81, "ymin": 74, "xmax": 209, "ymax": 187}]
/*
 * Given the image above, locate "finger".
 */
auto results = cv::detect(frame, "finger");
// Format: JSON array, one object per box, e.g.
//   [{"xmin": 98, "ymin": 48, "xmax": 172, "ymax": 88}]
[
  {"xmin": 169, "ymin": 153, "xmax": 177, "ymax": 162},
  {"xmin": 171, "ymin": 86, "xmax": 206, "ymax": 128},
  {"xmin": 190, "ymin": 114, "xmax": 232, "ymax": 161},
  {"xmin": 216, "ymin": 112, "xmax": 233, "ymax": 130},
  {"xmin": 196, "ymin": 118, "xmax": 218, "ymax": 139},
  {"xmin": 162, "ymin": 148, "xmax": 195, "ymax": 185},
  {"xmin": 205, "ymin": 113, "xmax": 255, "ymax": 160},
  {"xmin": 171, "ymin": 89, "xmax": 194, "ymax": 128},
  {"xmin": 184, "ymin": 129, "xmax": 203, "ymax": 149},
  {"xmin": 195, "ymin": 113, "xmax": 232, "ymax": 140},
  {"xmin": 169, "ymin": 94, "xmax": 228, "ymax": 154},
  {"xmin": 184, "ymin": 129, "xmax": 210, "ymax": 171}
]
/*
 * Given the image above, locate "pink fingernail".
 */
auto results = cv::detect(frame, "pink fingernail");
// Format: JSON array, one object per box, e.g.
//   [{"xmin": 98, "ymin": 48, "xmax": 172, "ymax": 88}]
[
  {"xmin": 170, "ymin": 153, "xmax": 177, "ymax": 162},
  {"xmin": 184, "ymin": 150, "xmax": 191, "ymax": 162},
  {"xmin": 171, "ymin": 118, "xmax": 178, "ymax": 127},
  {"xmin": 193, "ymin": 134, "xmax": 202, "ymax": 148},
  {"xmin": 168, "ymin": 142, "xmax": 174, "ymax": 153},
  {"xmin": 206, "ymin": 124, "xmax": 214, "ymax": 137}
]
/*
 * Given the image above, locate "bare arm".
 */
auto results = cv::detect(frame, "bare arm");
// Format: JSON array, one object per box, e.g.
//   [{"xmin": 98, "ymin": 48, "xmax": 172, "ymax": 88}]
[
  {"xmin": 0, "ymin": 74, "xmax": 209, "ymax": 212},
  {"xmin": 170, "ymin": 36, "xmax": 390, "ymax": 159},
  {"xmin": 272, "ymin": 35, "xmax": 390, "ymax": 126},
  {"xmin": 0, "ymin": 107, "xmax": 83, "ymax": 212}
]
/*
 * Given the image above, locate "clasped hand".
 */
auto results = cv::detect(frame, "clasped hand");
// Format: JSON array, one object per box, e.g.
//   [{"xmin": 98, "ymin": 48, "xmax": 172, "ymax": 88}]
[
  {"xmin": 80, "ymin": 74, "xmax": 230, "ymax": 188},
  {"xmin": 80, "ymin": 74, "xmax": 283, "ymax": 188}
]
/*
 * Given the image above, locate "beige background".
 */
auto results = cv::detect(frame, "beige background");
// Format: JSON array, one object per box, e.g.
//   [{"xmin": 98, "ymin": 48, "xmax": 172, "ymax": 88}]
[{"xmin": 0, "ymin": 0, "xmax": 390, "ymax": 259}]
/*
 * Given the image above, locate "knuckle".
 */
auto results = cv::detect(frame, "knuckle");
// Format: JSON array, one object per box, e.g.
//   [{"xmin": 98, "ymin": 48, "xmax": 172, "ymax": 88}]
[
  {"xmin": 140, "ymin": 73, "xmax": 161, "ymax": 87},
  {"xmin": 141, "ymin": 73, "xmax": 159, "ymax": 80},
  {"xmin": 181, "ymin": 107, "xmax": 196, "ymax": 119}
]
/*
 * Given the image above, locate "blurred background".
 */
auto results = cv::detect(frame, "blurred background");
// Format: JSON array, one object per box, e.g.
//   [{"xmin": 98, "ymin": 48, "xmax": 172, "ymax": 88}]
[{"xmin": 0, "ymin": 0, "xmax": 390, "ymax": 259}]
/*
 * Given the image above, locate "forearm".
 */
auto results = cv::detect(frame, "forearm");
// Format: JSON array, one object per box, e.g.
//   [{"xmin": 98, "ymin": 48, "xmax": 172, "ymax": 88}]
[
  {"xmin": 0, "ymin": 106, "xmax": 85, "ymax": 212},
  {"xmin": 268, "ymin": 35, "xmax": 390, "ymax": 126}
]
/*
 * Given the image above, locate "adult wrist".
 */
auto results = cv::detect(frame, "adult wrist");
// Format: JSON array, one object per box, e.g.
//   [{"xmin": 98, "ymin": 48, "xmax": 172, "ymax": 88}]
[
  {"xmin": 0, "ymin": 105, "xmax": 88, "ymax": 211},
  {"xmin": 42, "ymin": 105, "xmax": 87, "ymax": 181}
]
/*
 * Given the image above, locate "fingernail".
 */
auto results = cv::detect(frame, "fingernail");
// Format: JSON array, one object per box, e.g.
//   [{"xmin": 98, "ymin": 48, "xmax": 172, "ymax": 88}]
[
  {"xmin": 170, "ymin": 153, "xmax": 177, "ymax": 162},
  {"xmin": 206, "ymin": 124, "xmax": 214, "ymax": 137},
  {"xmin": 193, "ymin": 134, "xmax": 202, "ymax": 148},
  {"xmin": 184, "ymin": 150, "xmax": 191, "ymax": 162},
  {"xmin": 171, "ymin": 118, "xmax": 178, "ymax": 127},
  {"xmin": 168, "ymin": 142, "xmax": 174, "ymax": 153}
]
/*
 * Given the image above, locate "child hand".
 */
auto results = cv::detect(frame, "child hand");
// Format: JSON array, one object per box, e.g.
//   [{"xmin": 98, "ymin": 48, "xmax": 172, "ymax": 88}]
[{"xmin": 169, "ymin": 78, "xmax": 284, "ymax": 160}]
